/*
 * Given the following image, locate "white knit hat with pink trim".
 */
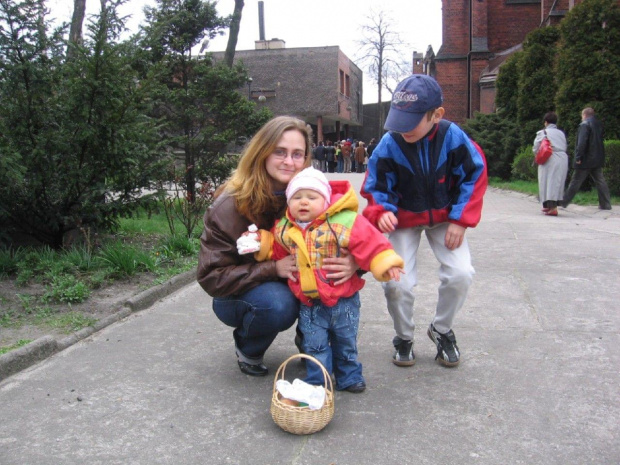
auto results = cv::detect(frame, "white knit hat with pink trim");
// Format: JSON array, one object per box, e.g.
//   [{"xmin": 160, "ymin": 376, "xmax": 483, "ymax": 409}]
[{"xmin": 286, "ymin": 167, "xmax": 332, "ymax": 206}]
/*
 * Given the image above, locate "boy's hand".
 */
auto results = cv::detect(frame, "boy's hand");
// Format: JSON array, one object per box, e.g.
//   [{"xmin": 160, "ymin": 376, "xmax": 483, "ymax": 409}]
[
  {"xmin": 445, "ymin": 223, "xmax": 466, "ymax": 250},
  {"xmin": 386, "ymin": 267, "xmax": 404, "ymax": 282},
  {"xmin": 377, "ymin": 212, "xmax": 398, "ymax": 233}
]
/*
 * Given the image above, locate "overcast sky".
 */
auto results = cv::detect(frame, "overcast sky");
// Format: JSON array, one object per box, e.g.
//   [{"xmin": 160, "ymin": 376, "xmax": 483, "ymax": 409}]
[{"xmin": 49, "ymin": 0, "xmax": 442, "ymax": 103}]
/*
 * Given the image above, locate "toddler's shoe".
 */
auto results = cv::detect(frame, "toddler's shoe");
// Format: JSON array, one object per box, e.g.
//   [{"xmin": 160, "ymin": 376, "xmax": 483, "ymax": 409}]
[
  {"xmin": 344, "ymin": 381, "xmax": 366, "ymax": 393},
  {"xmin": 392, "ymin": 336, "xmax": 415, "ymax": 367},
  {"xmin": 427, "ymin": 324, "xmax": 460, "ymax": 367}
]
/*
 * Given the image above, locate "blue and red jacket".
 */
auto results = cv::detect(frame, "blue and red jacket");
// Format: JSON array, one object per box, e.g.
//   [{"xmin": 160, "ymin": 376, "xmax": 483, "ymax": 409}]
[{"xmin": 361, "ymin": 120, "xmax": 487, "ymax": 229}]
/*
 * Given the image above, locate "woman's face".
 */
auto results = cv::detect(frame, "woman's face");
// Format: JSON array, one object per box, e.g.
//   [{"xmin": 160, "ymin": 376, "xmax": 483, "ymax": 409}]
[{"xmin": 266, "ymin": 129, "xmax": 307, "ymax": 191}]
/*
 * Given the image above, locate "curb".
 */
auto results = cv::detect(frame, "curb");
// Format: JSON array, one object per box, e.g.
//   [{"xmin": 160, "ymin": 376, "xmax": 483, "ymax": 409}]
[{"xmin": 0, "ymin": 270, "xmax": 196, "ymax": 382}]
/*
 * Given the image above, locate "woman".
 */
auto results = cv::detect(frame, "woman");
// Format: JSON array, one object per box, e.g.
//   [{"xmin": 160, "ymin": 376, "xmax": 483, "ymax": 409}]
[
  {"xmin": 335, "ymin": 142, "xmax": 343, "ymax": 173},
  {"xmin": 325, "ymin": 140, "xmax": 336, "ymax": 173},
  {"xmin": 354, "ymin": 141, "xmax": 366, "ymax": 173},
  {"xmin": 197, "ymin": 116, "xmax": 357, "ymax": 377},
  {"xmin": 533, "ymin": 112, "xmax": 569, "ymax": 216}
]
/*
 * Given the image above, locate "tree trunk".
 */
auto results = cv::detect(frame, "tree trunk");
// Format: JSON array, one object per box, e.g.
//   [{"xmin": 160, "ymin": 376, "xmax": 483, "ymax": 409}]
[
  {"xmin": 224, "ymin": 0, "xmax": 244, "ymax": 67},
  {"xmin": 67, "ymin": 0, "xmax": 86, "ymax": 60},
  {"xmin": 377, "ymin": 52, "xmax": 384, "ymax": 137}
]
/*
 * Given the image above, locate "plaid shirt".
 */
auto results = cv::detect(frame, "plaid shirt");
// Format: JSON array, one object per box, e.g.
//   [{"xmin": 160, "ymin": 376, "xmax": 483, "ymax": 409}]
[{"xmin": 256, "ymin": 180, "xmax": 403, "ymax": 306}]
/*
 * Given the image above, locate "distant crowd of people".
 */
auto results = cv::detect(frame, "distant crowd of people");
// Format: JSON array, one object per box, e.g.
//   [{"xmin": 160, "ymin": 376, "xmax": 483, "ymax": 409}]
[{"xmin": 310, "ymin": 138, "xmax": 378, "ymax": 174}]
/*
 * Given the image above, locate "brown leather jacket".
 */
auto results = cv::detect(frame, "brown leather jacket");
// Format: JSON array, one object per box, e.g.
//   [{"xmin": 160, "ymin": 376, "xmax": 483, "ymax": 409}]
[{"xmin": 197, "ymin": 190, "xmax": 287, "ymax": 297}]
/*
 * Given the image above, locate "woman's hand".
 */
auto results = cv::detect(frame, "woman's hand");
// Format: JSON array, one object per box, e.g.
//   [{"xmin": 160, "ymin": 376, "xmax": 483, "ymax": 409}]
[
  {"xmin": 275, "ymin": 254, "xmax": 297, "ymax": 282},
  {"xmin": 322, "ymin": 249, "xmax": 359, "ymax": 286}
]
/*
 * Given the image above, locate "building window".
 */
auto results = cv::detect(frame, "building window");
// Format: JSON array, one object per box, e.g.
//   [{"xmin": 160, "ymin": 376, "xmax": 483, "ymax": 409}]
[
  {"xmin": 345, "ymin": 74, "xmax": 350, "ymax": 97},
  {"xmin": 340, "ymin": 70, "xmax": 345, "ymax": 94}
]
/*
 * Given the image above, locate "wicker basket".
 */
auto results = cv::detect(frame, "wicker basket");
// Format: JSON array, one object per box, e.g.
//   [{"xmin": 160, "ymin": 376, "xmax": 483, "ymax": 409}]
[{"xmin": 270, "ymin": 353, "xmax": 334, "ymax": 435}]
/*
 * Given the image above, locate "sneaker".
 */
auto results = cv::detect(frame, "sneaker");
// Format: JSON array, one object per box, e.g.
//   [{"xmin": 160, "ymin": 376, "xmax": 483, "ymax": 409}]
[
  {"xmin": 427, "ymin": 324, "xmax": 460, "ymax": 367},
  {"xmin": 392, "ymin": 336, "xmax": 415, "ymax": 367}
]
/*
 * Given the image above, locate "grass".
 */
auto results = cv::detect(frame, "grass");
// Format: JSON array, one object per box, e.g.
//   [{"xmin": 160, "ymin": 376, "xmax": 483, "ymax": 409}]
[
  {"xmin": 0, "ymin": 339, "xmax": 33, "ymax": 355},
  {"xmin": 118, "ymin": 206, "xmax": 174, "ymax": 235},
  {"xmin": 489, "ymin": 178, "xmax": 619, "ymax": 206},
  {"xmin": 0, "ymin": 205, "xmax": 202, "ymax": 354}
]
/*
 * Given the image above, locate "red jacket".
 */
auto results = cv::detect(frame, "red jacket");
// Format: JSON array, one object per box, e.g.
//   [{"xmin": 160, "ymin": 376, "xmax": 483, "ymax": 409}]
[{"xmin": 256, "ymin": 180, "xmax": 403, "ymax": 306}]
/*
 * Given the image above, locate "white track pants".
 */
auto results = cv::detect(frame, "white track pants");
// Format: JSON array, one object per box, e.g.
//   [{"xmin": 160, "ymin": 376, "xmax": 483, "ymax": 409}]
[{"xmin": 383, "ymin": 223, "xmax": 475, "ymax": 340}]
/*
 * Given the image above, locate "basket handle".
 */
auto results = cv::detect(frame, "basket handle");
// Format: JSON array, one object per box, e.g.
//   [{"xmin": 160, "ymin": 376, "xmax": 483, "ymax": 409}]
[{"xmin": 272, "ymin": 353, "xmax": 333, "ymax": 395}]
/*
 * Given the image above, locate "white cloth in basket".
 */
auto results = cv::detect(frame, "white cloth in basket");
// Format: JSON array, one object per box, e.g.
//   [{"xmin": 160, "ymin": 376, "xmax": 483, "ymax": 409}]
[{"xmin": 275, "ymin": 379, "xmax": 326, "ymax": 410}]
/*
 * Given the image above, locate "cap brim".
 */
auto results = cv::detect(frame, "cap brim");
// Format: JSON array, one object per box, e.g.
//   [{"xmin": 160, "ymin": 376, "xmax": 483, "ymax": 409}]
[{"xmin": 383, "ymin": 108, "xmax": 425, "ymax": 133}]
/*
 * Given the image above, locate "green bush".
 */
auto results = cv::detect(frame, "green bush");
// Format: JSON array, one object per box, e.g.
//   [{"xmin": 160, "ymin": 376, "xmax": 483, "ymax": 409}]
[
  {"xmin": 556, "ymin": 0, "xmax": 620, "ymax": 143},
  {"xmin": 511, "ymin": 146, "xmax": 538, "ymax": 182},
  {"xmin": 43, "ymin": 275, "xmax": 91, "ymax": 304},
  {"xmin": 0, "ymin": 247, "xmax": 23, "ymax": 276},
  {"xmin": 604, "ymin": 140, "xmax": 620, "ymax": 196},
  {"xmin": 97, "ymin": 241, "xmax": 156, "ymax": 277},
  {"xmin": 516, "ymin": 27, "xmax": 561, "ymax": 147},
  {"xmin": 158, "ymin": 235, "xmax": 200, "ymax": 259},
  {"xmin": 461, "ymin": 113, "xmax": 521, "ymax": 180},
  {"xmin": 63, "ymin": 246, "xmax": 98, "ymax": 272}
]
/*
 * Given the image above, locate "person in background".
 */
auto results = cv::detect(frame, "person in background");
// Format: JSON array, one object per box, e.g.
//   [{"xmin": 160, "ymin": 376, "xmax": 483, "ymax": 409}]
[
  {"xmin": 361, "ymin": 74, "xmax": 487, "ymax": 369},
  {"xmin": 562, "ymin": 107, "xmax": 612, "ymax": 210},
  {"xmin": 367, "ymin": 138, "xmax": 377, "ymax": 159},
  {"xmin": 341, "ymin": 140, "xmax": 352, "ymax": 173},
  {"xmin": 350, "ymin": 140, "xmax": 358, "ymax": 172},
  {"xmin": 355, "ymin": 141, "xmax": 366, "ymax": 173},
  {"xmin": 336, "ymin": 142, "xmax": 344, "ymax": 173},
  {"xmin": 532, "ymin": 112, "xmax": 569, "ymax": 216},
  {"xmin": 251, "ymin": 167, "xmax": 404, "ymax": 393},
  {"xmin": 314, "ymin": 141, "xmax": 326, "ymax": 172},
  {"xmin": 325, "ymin": 140, "xmax": 336, "ymax": 173},
  {"xmin": 197, "ymin": 116, "xmax": 358, "ymax": 377}
]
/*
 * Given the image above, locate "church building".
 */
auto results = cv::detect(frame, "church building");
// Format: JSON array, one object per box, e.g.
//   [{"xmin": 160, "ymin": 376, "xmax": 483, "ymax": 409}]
[{"xmin": 420, "ymin": 0, "xmax": 615, "ymax": 124}]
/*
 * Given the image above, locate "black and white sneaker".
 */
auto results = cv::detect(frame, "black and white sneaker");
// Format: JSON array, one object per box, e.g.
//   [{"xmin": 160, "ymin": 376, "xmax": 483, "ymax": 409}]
[
  {"xmin": 427, "ymin": 324, "xmax": 460, "ymax": 367},
  {"xmin": 392, "ymin": 336, "xmax": 415, "ymax": 367}
]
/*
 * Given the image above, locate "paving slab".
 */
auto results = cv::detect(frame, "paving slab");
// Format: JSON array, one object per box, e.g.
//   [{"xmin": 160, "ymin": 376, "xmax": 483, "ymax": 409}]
[{"xmin": 1, "ymin": 174, "xmax": 618, "ymax": 465}]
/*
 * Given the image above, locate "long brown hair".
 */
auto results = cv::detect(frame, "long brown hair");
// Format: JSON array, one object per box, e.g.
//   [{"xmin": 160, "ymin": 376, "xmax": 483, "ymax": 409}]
[{"xmin": 225, "ymin": 116, "xmax": 312, "ymax": 226}]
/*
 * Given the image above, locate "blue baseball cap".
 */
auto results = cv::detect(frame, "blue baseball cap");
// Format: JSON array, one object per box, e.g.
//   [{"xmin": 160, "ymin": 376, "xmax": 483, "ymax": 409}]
[{"xmin": 384, "ymin": 74, "xmax": 443, "ymax": 133}]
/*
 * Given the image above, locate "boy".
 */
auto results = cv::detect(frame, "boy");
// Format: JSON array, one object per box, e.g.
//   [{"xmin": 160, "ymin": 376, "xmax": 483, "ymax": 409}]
[
  {"xmin": 250, "ymin": 167, "xmax": 404, "ymax": 392},
  {"xmin": 361, "ymin": 74, "xmax": 487, "ymax": 368}
]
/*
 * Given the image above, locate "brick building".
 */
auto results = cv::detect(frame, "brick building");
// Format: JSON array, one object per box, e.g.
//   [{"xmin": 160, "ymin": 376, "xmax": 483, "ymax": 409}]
[
  {"xmin": 425, "ymin": 0, "xmax": 614, "ymax": 124},
  {"xmin": 212, "ymin": 40, "xmax": 363, "ymax": 144}
]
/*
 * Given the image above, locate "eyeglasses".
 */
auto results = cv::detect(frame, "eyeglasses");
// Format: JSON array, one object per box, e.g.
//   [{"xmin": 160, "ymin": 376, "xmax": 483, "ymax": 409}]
[{"xmin": 271, "ymin": 148, "xmax": 306, "ymax": 162}]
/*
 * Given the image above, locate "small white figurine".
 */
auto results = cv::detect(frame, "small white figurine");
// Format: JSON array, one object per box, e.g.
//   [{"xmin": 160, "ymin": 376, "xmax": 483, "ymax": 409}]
[{"xmin": 236, "ymin": 224, "xmax": 261, "ymax": 254}]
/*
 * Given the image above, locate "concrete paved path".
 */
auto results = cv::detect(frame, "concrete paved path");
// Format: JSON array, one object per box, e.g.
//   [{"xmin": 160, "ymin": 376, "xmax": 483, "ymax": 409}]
[{"xmin": 1, "ymin": 174, "xmax": 618, "ymax": 465}]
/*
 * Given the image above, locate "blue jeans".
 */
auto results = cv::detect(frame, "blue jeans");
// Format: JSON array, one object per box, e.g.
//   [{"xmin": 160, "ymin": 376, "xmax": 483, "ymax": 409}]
[
  {"xmin": 213, "ymin": 282, "xmax": 299, "ymax": 361},
  {"xmin": 300, "ymin": 293, "xmax": 364, "ymax": 391}
]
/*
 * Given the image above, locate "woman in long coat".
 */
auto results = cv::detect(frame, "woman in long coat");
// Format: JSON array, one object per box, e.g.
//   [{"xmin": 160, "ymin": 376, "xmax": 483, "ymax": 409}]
[{"xmin": 532, "ymin": 112, "xmax": 569, "ymax": 216}]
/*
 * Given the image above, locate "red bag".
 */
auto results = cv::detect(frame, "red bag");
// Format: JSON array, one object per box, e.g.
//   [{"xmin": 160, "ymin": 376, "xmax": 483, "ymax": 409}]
[{"xmin": 535, "ymin": 131, "xmax": 553, "ymax": 165}]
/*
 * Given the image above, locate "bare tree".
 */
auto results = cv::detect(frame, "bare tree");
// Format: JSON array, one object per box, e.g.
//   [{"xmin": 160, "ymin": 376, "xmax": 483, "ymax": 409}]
[
  {"xmin": 67, "ymin": 0, "xmax": 86, "ymax": 59},
  {"xmin": 224, "ymin": 0, "xmax": 244, "ymax": 67},
  {"xmin": 356, "ymin": 10, "xmax": 409, "ymax": 136}
]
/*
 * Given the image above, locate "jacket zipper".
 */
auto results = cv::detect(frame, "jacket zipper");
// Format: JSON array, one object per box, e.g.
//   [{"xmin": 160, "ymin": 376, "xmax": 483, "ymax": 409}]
[{"xmin": 421, "ymin": 139, "xmax": 434, "ymax": 226}]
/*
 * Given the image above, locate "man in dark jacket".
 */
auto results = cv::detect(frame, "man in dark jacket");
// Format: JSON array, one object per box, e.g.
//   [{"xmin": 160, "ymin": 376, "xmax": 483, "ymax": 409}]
[
  {"xmin": 562, "ymin": 108, "xmax": 612, "ymax": 210},
  {"xmin": 313, "ymin": 141, "xmax": 326, "ymax": 172}
]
